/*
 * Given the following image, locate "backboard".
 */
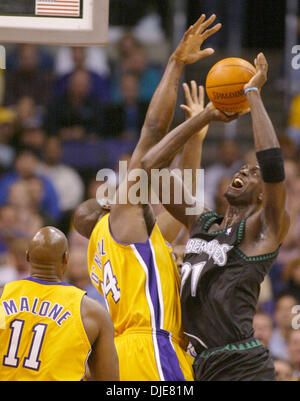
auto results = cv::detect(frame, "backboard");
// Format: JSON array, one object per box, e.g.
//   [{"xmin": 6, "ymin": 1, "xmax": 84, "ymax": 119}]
[{"xmin": 0, "ymin": 0, "xmax": 109, "ymax": 46}]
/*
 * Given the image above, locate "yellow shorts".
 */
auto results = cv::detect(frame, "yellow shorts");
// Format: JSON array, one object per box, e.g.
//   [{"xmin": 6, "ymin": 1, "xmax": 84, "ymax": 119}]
[{"xmin": 115, "ymin": 330, "xmax": 194, "ymax": 381}]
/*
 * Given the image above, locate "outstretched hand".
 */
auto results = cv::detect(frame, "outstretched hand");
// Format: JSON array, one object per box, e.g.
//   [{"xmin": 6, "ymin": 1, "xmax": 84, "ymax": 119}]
[
  {"xmin": 244, "ymin": 52, "xmax": 268, "ymax": 91},
  {"xmin": 180, "ymin": 81, "xmax": 209, "ymax": 140},
  {"xmin": 205, "ymin": 102, "xmax": 241, "ymax": 123},
  {"xmin": 172, "ymin": 14, "xmax": 222, "ymax": 65}
]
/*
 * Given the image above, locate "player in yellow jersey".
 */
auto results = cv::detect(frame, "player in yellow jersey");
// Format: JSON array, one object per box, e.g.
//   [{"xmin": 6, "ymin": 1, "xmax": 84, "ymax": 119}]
[
  {"xmin": 73, "ymin": 14, "xmax": 222, "ymax": 381},
  {"xmin": 0, "ymin": 226, "xmax": 119, "ymax": 381}
]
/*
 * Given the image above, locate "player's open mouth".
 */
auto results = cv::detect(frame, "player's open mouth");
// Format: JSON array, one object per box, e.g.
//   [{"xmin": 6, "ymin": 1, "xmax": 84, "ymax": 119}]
[{"xmin": 230, "ymin": 177, "xmax": 245, "ymax": 190}]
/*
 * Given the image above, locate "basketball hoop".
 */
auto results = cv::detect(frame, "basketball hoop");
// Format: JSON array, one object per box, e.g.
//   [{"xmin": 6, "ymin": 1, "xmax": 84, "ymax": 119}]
[{"xmin": 0, "ymin": 0, "xmax": 109, "ymax": 46}]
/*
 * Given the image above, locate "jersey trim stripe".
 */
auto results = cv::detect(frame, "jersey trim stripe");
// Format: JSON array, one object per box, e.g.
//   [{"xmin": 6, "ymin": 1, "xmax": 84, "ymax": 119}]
[
  {"xmin": 131, "ymin": 242, "xmax": 185, "ymax": 381},
  {"xmin": 149, "ymin": 239, "xmax": 164, "ymax": 330},
  {"xmin": 24, "ymin": 277, "xmax": 73, "ymax": 286},
  {"xmin": 130, "ymin": 244, "xmax": 165, "ymax": 381},
  {"xmin": 155, "ymin": 331, "xmax": 186, "ymax": 381},
  {"xmin": 184, "ymin": 331, "xmax": 208, "ymax": 349},
  {"xmin": 80, "ymin": 349, "xmax": 91, "ymax": 381}
]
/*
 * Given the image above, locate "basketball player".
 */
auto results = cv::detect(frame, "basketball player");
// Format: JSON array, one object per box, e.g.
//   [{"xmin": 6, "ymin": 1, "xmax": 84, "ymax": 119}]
[
  {"xmin": 73, "ymin": 15, "xmax": 222, "ymax": 381},
  {"xmin": 141, "ymin": 53, "xmax": 290, "ymax": 380},
  {"xmin": 0, "ymin": 226, "xmax": 119, "ymax": 381}
]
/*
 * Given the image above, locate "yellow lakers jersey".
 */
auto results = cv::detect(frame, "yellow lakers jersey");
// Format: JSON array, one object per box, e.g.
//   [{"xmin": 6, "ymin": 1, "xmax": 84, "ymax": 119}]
[
  {"xmin": 87, "ymin": 213, "xmax": 194, "ymax": 381},
  {"xmin": 0, "ymin": 278, "xmax": 91, "ymax": 381},
  {"xmin": 88, "ymin": 213, "xmax": 186, "ymax": 337}
]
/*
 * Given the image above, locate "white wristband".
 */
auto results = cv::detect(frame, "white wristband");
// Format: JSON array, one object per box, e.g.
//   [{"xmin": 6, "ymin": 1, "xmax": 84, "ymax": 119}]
[{"xmin": 244, "ymin": 87, "xmax": 259, "ymax": 95}]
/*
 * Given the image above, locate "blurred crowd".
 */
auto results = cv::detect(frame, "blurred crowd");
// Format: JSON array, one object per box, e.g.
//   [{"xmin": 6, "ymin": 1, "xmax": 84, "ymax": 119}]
[
  {"xmin": 0, "ymin": 2, "xmax": 300, "ymax": 381},
  {"xmin": 0, "ymin": 32, "xmax": 165, "ymax": 302}
]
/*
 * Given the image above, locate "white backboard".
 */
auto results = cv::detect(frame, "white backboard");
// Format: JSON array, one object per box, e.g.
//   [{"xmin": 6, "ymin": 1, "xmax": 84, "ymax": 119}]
[{"xmin": 0, "ymin": 0, "xmax": 109, "ymax": 46}]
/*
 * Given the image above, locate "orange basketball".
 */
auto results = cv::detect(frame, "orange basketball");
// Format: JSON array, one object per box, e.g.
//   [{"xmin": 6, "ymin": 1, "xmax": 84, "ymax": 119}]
[{"xmin": 206, "ymin": 57, "xmax": 256, "ymax": 113}]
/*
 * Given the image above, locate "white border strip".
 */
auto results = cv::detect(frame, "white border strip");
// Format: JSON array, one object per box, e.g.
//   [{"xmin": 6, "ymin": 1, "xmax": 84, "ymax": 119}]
[
  {"xmin": 0, "ymin": 0, "xmax": 108, "ymax": 45},
  {"xmin": 184, "ymin": 331, "xmax": 208, "ymax": 349}
]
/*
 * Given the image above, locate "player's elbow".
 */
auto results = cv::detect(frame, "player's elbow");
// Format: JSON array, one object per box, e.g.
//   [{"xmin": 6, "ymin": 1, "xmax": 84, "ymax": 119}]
[{"xmin": 144, "ymin": 111, "xmax": 168, "ymax": 137}]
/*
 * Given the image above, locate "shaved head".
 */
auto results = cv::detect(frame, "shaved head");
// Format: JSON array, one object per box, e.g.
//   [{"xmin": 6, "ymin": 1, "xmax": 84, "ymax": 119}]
[
  {"xmin": 27, "ymin": 227, "xmax": 68, "ymax": 269},
  {"xmin": 73, "ymin": 199, "xmax": 108, "ymax": 239}
]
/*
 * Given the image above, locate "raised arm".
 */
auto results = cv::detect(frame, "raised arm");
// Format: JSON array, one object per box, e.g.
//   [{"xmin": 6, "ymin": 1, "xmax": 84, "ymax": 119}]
[
  {"xmin": 109, "ymin": 15, "xmax": 222, "ymax": 243},
  {"xmin": 156, "ymin": 81, "xmax": 210, "ymax": 242},
  {"xmin": 128, "ymin": 14, "xmax": 221, "ymax": 171},
  {"xmin": 244, "ymin": 53, "xmax": 290, "ymax": 244},
  {"xmin": 142, "ymin": 102, "xmax": 238, "ymax": 230}
]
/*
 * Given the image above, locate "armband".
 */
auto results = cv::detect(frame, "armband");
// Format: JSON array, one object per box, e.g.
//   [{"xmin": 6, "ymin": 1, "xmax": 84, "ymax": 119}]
[{"xmin": 256, "ymin": 148, "xmax": 285, "ymax": 183}]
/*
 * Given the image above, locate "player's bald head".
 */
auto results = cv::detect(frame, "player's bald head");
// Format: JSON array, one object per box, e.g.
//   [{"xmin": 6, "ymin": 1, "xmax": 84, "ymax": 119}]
[
  {"xmin": 73, "ymin": 198, "xmax": 108, "ymax": 239},
  {"xmin": 27, "ymin": 226, "xmax": 68, "ymax": 267}
]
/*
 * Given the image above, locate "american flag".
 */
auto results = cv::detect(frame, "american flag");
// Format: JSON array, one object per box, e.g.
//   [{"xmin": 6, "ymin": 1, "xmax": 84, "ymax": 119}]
[{"xmin": 35, "ymin": 0, "xmax": 81, "ymax": 17}]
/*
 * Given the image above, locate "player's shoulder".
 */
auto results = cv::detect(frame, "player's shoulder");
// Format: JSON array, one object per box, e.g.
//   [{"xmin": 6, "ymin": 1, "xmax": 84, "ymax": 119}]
[{"xmin": 81, "ymin": 295, "xmax": 112, "ymax": 327}]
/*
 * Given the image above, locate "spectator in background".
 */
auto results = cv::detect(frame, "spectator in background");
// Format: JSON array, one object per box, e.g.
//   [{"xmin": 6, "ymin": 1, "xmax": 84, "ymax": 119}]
[
  {"xmin": 116, "ymin": 31, "xmax": 142, "ymax": 60},
  {"xmin": 17, "ymin": 121, "xmax": 46, "ymax": 157},
  {"xmin": 110, "ymin": 33, "xmax": 162, "ymax": 104},
  {"xmin": 274, "ymin": 359, "xmax": 294, "ymax": 381},
  {"xmin": 0, "ymin": 237, "xmax": 31, "ymax": 287},
  {"xmin": 201, "ymin": 139, "xmax": 242, "ymax": 209},
  {"xmin": 0, "ymin": 204, "xmax": 23, "ymax": 256},
  {"xmin": 278, "ymin": 256, "xmax": 300, "ymax": 305},
  {"xmin": 7, "ymin": 180, "xmax": 44, "ymax": 237},
  {"xmin": 6, "ymin": 44, "xmax": 54, "ymax": 73},
  {"xmin": 269, "ymin": 295, "xmax": 298, "ymax": 360},
  {"xmin": 53, "ymin": 47, "xmax": 110, "ymax": 104},
  {"xmin": 103, "ymin": 72, "xmax": 148, "ymax": 139},
  {"xmin": 276, "ymin": 164, "xmax": 300, "ymax": 266},
  {"xmin": 5, "ymin": 238, "xmax": 30, "ymax": 280},
  {"xmin": 0, "ymin": 148, "xmax": 61, "ymax": 222},
  {"xmin": 279, "ymin": 135, "xmax": 299, "ymax": 161},
  {"xmin": 287, "ymin": 329, "xmax": 300, "ymax": 380},
  {"xmin": 66, "ymin": 248, "xmax": 105, "ymax": 306},
  {"xmin": 4, "ymin": 44, "xmax": 53, "ymax": 107},
  {"xmin": 44, "ymin": 69, "xmax": 104, "ymax": 139},
  {"xmin": 37, "ymin": 136, "xmax": 84, "ymax": 233},
  {"xmin": 12, "ymin": 96, "xmax": 45, "ymax": 150},
  {"xmin": 54, "ymin": 46, "xmax": 109, "ymax": 79},
  {"xmin": 287, "ymin": 93, "xmax": 300, "ymax": 149},
  {"xmin": 253, "ymin": 311, "xmax": 274, "ymax": 348}
]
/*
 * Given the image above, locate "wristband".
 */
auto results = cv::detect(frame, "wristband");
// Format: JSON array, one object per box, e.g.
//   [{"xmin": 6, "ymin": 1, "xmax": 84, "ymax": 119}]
[
  {"xmin": 244, "ymin": 87, "xmax": 259, "ymax": 95},
  {"xmin": 256, "ymin": 148, "xmax": 285, "ymax": 183}
]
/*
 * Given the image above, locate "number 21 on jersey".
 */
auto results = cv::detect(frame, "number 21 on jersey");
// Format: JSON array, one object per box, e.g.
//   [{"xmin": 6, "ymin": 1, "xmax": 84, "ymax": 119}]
[{"xmin": 180, "ymin": 261, "xmax": 206, "ymax": 297}]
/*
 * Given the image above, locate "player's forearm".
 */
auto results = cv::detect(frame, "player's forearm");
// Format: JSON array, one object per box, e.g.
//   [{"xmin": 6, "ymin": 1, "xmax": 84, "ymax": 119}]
[
  {"xmin": 142, "ymin": 108, "xmax": 212, "ymax": 172},
  {"xmin": 246, "ymin": 90, "xmax": 280, "ymax": 150},
  {"xmin": 177, "ymin": 133, "xmax": 205, "ymax": 196},
  {"xmin": 246, "ymin": 89, "xmax": 288, "ymax": 237},
  {"xmin": 143, "ymin": 56, "xmax": 184, "ymax": 143}
]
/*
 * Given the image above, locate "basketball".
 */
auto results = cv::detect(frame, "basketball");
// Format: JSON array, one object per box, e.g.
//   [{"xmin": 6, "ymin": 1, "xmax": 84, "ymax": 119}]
[{"xmin": 206, "ymin": 57, "xmax": 256, "ymax": 113}]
